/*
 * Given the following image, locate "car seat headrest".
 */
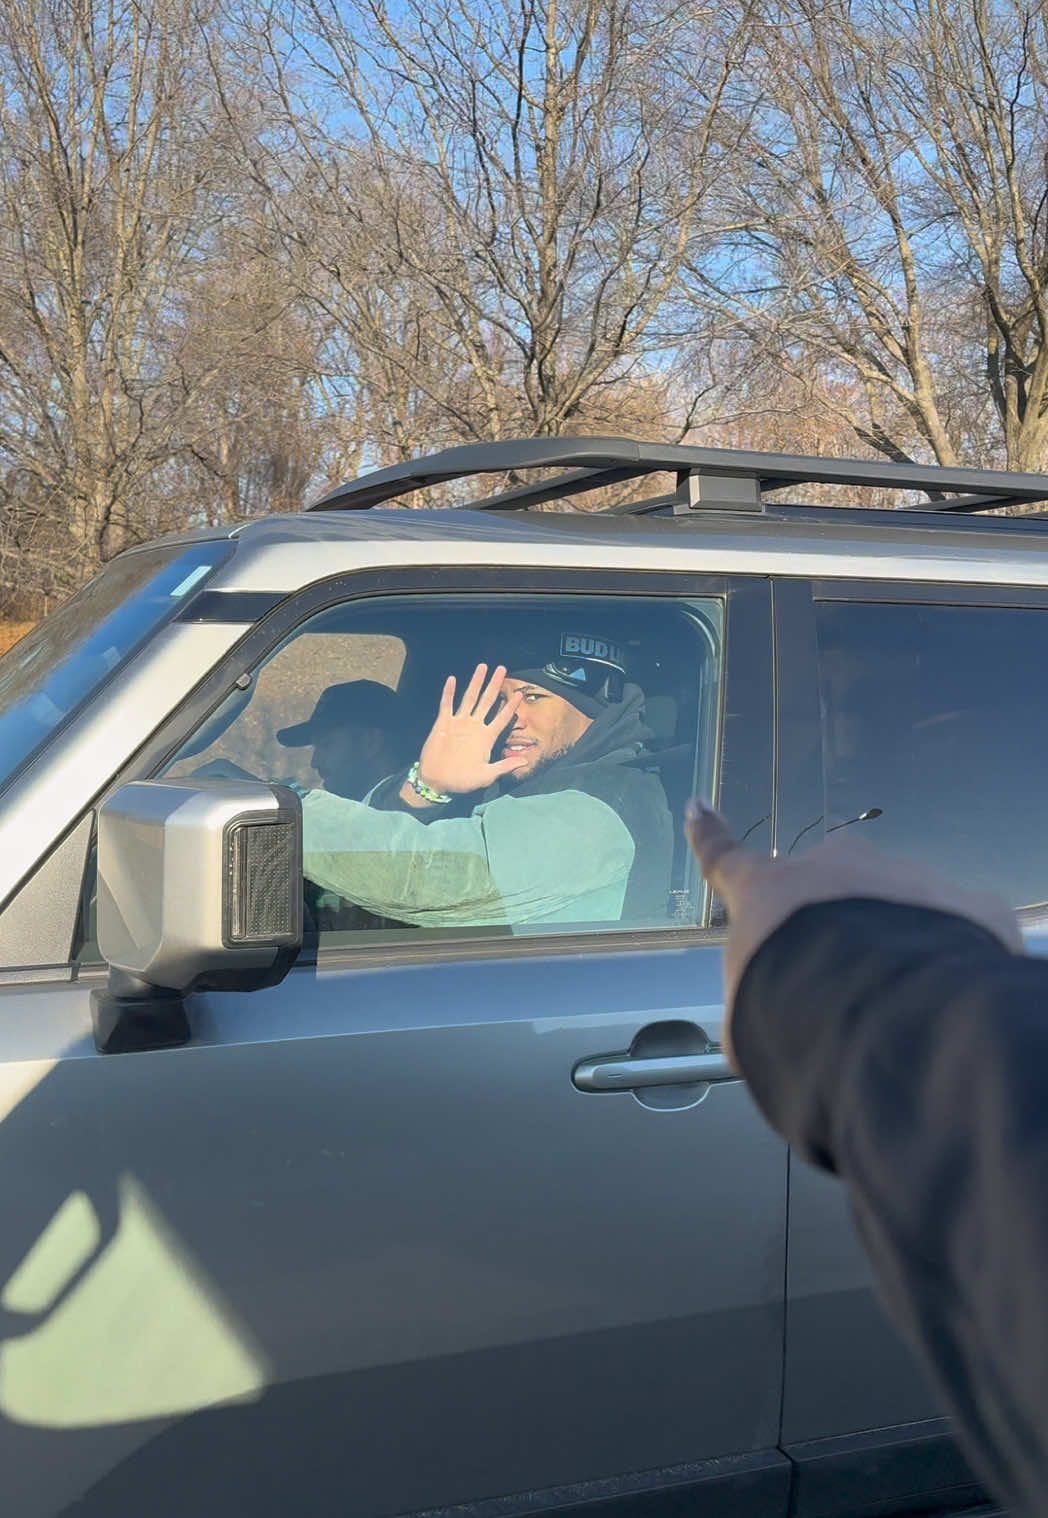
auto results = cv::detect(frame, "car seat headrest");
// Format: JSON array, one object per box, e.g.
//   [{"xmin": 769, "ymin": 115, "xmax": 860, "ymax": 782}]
[{"xmin": 643, "ymin": 694, "xmax": 678, "ymax": 744}]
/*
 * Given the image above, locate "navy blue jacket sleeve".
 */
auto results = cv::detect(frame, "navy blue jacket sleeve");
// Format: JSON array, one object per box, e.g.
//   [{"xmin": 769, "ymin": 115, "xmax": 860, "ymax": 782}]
[{"xmin": 732, "ymin": 899, "xmax": 1048, "ymax": 1518}]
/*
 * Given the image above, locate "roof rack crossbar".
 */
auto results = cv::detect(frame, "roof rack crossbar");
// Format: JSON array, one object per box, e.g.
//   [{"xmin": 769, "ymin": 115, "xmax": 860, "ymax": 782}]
[
  {"xmin": 464, "ymin": 464, "xmax": 656, "ymax": 511},
  {"xmin": 308, "ymin": 436, "xmax": 1048, "ymax": 517},
  {"xmin": 899, "ymin": 492, "xmax": 1033, "ymax": 513}
]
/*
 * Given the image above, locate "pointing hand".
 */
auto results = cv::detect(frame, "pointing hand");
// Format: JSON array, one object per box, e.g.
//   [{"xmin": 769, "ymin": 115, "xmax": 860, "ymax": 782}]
[{"xmin": 684, "ymin": 798, "xmax": 1021, "ymax": 1064}]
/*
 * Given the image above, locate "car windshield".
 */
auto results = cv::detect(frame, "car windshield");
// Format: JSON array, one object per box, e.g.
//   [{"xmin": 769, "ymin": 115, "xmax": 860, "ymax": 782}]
[{"xmin": 0, "ymin": 541, "xmax": 232, "ymax": 799}]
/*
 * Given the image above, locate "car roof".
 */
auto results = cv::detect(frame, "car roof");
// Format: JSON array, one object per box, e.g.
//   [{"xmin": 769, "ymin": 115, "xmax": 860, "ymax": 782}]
[{"xmin": 147, "ymin": 500, "xmax": 1048, "ymax": 599}]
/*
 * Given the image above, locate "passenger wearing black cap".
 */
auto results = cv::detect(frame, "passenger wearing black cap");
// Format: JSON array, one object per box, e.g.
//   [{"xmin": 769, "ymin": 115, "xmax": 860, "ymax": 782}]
[
  {"xmin": 297, "ymin": 634, "xmax": 673, "ymax": 929},
  {"xmin": 277, "ymin": 680, "xmax": 406, "ymax": 800}
]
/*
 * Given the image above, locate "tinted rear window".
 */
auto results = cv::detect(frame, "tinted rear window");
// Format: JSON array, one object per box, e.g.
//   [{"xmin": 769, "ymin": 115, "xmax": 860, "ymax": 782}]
[{"xmin": 816, "ymin": 598, "xmax": 1048, "ymax": 909}]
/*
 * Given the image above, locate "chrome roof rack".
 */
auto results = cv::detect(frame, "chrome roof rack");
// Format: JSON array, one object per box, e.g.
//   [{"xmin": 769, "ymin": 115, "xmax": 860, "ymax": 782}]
[{"xmin": 308, "ymin": 436, "xmax": 1048, "ymax": 516}]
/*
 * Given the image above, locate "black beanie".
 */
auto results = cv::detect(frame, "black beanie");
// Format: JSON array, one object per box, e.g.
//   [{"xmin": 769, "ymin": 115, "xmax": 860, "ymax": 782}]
[{"xmin": 508, "ymin": 632, "xmax": 627, "ymax": 717}]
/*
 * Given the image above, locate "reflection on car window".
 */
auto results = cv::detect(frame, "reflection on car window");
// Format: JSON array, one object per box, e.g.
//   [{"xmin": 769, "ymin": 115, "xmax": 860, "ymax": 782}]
[
  {"xmin": 0, "ymin": 542, "xmax": 230, "ymax": 798},
  {"xmin": 163, "ymin": 593, "xmax": 724, "ymax": 942},
  {"xmin": 816, "ymin": 599, "xmax": 1048, "ymax": 908}
]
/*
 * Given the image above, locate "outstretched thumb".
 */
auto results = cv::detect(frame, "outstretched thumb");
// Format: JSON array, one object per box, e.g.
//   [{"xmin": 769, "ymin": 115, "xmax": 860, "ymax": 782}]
[
  {"xmin": 684, "ymin": 799, "xmax": 752, "ymax": 912},
  {"xmin": 490, "ymin": 754, "xmax": 528, "ymax": 777}
]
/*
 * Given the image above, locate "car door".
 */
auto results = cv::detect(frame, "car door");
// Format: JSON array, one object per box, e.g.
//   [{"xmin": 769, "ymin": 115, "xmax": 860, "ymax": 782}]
[
  {"xmin": 0, "ymin": 566, "xmax": 788, "ymax": 1518},
  {"xmin": 773, "ymin": 576, "xmax": 1048, "ymax": 1518}
]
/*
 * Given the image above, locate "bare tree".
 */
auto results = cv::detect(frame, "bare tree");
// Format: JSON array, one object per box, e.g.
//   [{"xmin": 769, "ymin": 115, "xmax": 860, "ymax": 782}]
[
  {"xmin": 688, "ymin": 0, "xmax": 1048, "ymax": 471},
  {"xmin": 225, "ymin": 0, "xmax": 752, "ymax": 472},
  {"xmin": 0, "ymin": 0, "xmax": 209, "ymax": 571},
  {"xmin": 167, "ymin": 245, "xmax": 324, "ymax": 527},
  {"xmin": 0, "ymin": 0, "xmax": 324, "ymax": 608}
]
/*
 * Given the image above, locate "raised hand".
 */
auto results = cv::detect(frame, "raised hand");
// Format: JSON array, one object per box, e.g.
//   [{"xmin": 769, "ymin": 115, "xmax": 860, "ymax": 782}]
[
  {"xmin": 684, "ymin": 798, "xmax": 1021, "ymax": 1063},
  {"xmin": 408, "ymin": 664, "xmax": 526, "ymax": 800}
]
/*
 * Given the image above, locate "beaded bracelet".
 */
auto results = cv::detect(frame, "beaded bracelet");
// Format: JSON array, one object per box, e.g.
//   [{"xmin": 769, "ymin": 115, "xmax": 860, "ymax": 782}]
[{"xmin": 407, "ymin": 760, "xmax": 453, "ymax": 805}]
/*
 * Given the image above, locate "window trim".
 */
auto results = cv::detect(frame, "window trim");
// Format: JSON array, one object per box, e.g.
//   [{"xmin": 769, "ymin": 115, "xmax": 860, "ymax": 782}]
[
  {"xmin": 771, "ymin": 579, "xmax": 825, "ymax": 861},
  {"xmin": 813, "ymin": 579, "xmax": 1048, "ymax": 608},
  {"xmin": 76, "ymin": 564, "xmax": 773, "ymax": 970}
]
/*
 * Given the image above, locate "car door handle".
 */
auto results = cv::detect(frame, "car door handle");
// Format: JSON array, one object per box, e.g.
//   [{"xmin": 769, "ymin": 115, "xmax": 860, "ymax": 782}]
[{"xmin": 572, "ymin": 1051, "xmax": 735, "ymax": 1092}]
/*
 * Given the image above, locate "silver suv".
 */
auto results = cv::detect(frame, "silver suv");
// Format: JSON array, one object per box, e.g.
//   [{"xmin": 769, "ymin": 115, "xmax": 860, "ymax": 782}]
[{"xmin": 1, "ymin": 436, "xmax": 1043, "ymax": 1518}]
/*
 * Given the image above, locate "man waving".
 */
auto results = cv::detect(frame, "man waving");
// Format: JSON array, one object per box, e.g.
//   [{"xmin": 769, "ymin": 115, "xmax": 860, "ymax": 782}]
[{"xmin": 298, "ymin": 633, "xmax": 673, "ymax": 930}]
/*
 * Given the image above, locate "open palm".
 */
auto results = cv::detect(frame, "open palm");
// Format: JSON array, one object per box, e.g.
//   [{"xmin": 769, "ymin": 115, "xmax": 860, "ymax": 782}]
[{"xmin": 416, "ymin": 664, "xmax": 525, "ymax": 795}]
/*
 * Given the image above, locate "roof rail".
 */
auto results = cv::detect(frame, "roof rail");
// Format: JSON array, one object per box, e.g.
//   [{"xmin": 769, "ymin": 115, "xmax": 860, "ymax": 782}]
[{"xmin": 308, "ymin": 436, "xmax": 1048, "ymax": 515}]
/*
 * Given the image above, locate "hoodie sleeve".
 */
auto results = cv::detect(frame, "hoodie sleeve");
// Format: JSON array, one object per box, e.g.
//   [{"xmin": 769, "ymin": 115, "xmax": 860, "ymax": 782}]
[
  {"xmin": 364, "ymin": 770, "xmax": 479, "ymax": 820},
  {"xmin": 300, "ymin": 785, "xmax": 635, "ymax": 927},
  {"xmin": 732, "ymin": 898, "xmax": 1048, "ymax": 1518}
]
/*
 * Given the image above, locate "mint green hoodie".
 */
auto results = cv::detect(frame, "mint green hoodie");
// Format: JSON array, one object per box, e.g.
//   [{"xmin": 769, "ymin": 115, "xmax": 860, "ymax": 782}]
[{"xmin": 301, "ymin": 785, "xmax": 635, "ymax": 928}]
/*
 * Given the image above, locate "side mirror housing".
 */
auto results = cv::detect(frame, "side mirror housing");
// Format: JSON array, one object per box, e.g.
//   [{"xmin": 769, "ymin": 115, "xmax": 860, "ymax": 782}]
[{"xmin": 93, "ymin": 780, "xmax": 303, "ymax": 1052}]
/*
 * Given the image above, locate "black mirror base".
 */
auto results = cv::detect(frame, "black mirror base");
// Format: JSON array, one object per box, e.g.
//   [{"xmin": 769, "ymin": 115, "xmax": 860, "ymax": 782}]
[{"xmin": 91, "ymin": 985, "xmax": 191, "ymax": 1054}]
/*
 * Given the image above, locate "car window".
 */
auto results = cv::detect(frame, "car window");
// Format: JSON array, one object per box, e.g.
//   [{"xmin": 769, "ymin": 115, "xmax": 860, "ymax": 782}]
[
  {"xmin": 815, "ymin": 598, "xmax": 1048, "ymax": 908},
  {"xmin": 0, "ymin": 542, "xmax": 230, "ymax": 800},
  {"xmin": 172, "ymin": 630, "xmax": 409, "ymax": 788},
  {"xmin": 157, "ymin": 591, "xmax": 725, "ymax": 944}
]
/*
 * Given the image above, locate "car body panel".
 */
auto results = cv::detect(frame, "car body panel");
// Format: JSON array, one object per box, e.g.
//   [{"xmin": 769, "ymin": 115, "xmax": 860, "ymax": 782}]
[
  {"xmin": 0, "ymin": 623, "xmax": 251, "ymax": 912},
  {"xmin": 208, "ymin": 507, "xmax": 1048, "ymax": 593},
  {"xmin": 0, "ymin": 946, "xmax": 787, "ymax": 1517}
]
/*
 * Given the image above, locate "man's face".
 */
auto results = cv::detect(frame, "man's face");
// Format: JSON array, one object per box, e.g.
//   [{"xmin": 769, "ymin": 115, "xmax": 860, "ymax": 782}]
[
  {"xmin": 498, "ymin": 678, "xmax": 592, "ymax": 779},
  {"xmin": 310, "ymin": 723, "xmax": 386, "ymax": 799}
]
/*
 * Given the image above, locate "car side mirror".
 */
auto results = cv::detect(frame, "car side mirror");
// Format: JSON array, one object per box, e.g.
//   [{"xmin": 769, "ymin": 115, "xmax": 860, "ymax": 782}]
[{"xmin": 92, "ymin": 779, "xmax": 303, "ymax": 1053}]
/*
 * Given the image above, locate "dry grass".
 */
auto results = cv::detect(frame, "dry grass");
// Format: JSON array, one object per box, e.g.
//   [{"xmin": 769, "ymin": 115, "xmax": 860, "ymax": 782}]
[{"xmin": 0, "ymin": 621, "xmax": 34, "ymax": 657}]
